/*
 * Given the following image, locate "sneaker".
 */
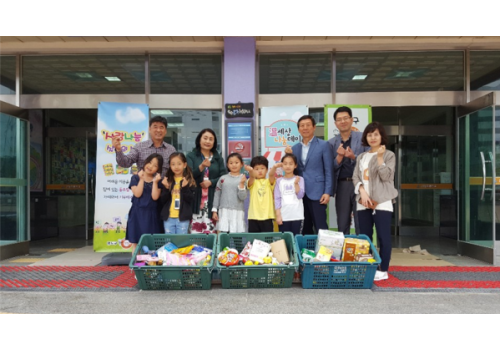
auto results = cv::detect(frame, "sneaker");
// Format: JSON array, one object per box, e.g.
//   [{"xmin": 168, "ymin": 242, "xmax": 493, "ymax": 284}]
[{"xmin": 374, "ymin": 271, "xmax": 389, "ymax": 281}]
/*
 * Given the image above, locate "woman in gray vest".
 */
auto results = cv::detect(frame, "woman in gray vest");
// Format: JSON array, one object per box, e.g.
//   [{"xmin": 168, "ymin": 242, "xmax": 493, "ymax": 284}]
[{"xmin": 353, "ymin": 122, "xmax": 398, "ymax": 281}]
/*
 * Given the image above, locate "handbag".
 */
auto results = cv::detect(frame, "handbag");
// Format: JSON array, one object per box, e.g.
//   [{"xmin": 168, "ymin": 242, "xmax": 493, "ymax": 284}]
[{"xmin": 358, "ymin": 198, "xmax": 378, "ymax": 210}]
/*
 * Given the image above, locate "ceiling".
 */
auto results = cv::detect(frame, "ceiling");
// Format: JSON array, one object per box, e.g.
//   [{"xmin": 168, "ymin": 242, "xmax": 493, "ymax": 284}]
[
  {"xmin": 1, "ymin": 36, "xmax": 500, "ymax": 54},
  {"xmin": 1, "ymin": 38, "xmax": 500, "ymax": 94}
]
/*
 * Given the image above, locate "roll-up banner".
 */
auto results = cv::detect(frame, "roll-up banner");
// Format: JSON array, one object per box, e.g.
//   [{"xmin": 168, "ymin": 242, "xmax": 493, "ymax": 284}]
[
  {"xmin": 93, "ymin": 102, "xmax": 149, "ymax": 252},
  {"xmin": 260, "ymin": 105, "xmax": 308, "ymax": 176}
]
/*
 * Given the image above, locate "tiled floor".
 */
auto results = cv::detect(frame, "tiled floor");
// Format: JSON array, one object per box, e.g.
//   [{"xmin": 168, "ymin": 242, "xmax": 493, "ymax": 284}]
[{"xmin": 0, "ymin": 235, "xmax": 493, "ymax": 267}]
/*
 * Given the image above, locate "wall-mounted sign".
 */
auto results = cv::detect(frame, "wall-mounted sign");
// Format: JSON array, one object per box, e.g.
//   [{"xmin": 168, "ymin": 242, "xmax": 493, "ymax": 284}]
[
  {"xmin": 227, "ymin": 122, "xmax": 252, "ymax": 158},
  {"xmin": 225, "ymin": 102, "xmax": 254, "ymax": 118}
]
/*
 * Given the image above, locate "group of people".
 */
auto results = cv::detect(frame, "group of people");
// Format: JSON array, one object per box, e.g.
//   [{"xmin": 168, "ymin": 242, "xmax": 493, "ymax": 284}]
[{"xmin": 112, "ymin": 107, "xmax": 398, "ymax": 281}]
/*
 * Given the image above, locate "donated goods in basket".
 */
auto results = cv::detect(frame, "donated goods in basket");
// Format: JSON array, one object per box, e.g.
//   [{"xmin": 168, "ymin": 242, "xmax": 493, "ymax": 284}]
[
  {"xmin": 217, "ymin": 232, "xmax": 299, "ymax": 289},
  {"xmin": 295, "ymin": 234, "xmax": 381, "ymax": 289},
  {"xmin": 133, "ymin": 241, "xmax": 212, "ymax": 267},
  {"xmin": 315, "ymin": 229, "xmax": 344, "ymax": 260},
  {"xmin": 129, "ymin": 234, "xmax": 216, "ymax": 290},
  {"xmin": 218, "ymin": 239, "xmax": 292, "ymax": 267}
]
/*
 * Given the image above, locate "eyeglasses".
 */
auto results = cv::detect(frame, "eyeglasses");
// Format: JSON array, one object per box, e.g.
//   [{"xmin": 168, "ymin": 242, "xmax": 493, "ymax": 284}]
[{"xmin": 335, "ymin": 116, "xmax": 352, "ymax": 123}]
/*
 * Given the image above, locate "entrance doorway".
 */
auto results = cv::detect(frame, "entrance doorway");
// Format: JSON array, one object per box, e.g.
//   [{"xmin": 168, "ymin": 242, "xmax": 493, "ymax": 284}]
[
  {"xmin": 457, "ymin": 93, "xmax": 499, "ymax": 264},
  {"xmin": 373, "ymin": 106, "xmax": 455, "ymax": 239},
  {"xmin": 31, "ymin": 109, "xmax": 97, "ymax": 241},
  {"xmin": 43, "ymin": 128, "xmax": 96, "ymax": 240}
]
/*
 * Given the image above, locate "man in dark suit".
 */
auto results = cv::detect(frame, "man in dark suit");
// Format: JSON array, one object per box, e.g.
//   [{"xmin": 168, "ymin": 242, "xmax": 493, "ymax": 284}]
[
  {"xmin": 285, "ymin": 115, "xmax": 333, "ymax": 234},
  {"xmin": 328, "ymin": 106, "xmax": 369, "ymax": 235}
]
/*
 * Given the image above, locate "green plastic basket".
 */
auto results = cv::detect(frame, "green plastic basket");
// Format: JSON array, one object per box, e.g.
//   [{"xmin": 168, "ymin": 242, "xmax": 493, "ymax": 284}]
[
  {"xmin": 216, "ymin": 232, "xmax": 298, "ymax": 289},
  {"xmin": 129, "ymin": 234, "xmax": 216, "ymax": 290}
]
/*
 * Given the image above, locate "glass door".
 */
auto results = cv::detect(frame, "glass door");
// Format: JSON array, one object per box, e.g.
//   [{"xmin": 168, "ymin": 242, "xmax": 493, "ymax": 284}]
[
  {"xmin": 46, "ymin": 128, "xmax": 96, "ymax": 240},
  {"xmin": 0, "ymin": 112, "xmax": 28, "ymax": 246},
  {"xmin": 457, "ymin": 93, "xmax": 497, "ymax": 264},
  {"xmin": 400, "ymin": 134, "xmax": 454, "ymax": 237}
]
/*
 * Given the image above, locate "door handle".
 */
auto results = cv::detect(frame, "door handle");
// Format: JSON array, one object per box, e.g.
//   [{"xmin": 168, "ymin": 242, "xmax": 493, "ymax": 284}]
[
  {"xmin": 489, "ymin": 151, "xmax": 495, "ymax": 201},
  {"xmin": 480, "ymin": 151, "xmax": 486, "ymax": 201}
]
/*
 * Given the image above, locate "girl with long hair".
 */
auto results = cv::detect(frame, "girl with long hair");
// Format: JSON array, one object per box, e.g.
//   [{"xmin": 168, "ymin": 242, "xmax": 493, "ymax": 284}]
[{"xmin": 160, "ymin": 152, "xmax": 196, "ymax": 234}]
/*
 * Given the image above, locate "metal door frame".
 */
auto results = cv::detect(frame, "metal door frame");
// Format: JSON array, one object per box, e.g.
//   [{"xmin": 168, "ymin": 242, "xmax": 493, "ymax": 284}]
[
  {"xmin": 456, "ymin": 92, "xmax": 496, "ymax": 264},
  {"xmin": 0, "ymin": 101, "xmax": 30, "ymax": 259}
]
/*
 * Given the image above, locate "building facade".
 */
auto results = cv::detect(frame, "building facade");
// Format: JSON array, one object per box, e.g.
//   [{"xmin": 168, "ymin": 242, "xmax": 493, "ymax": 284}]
[{"xmin": 1, "ymin": 36, "xmax": 499, "ymax": 264}]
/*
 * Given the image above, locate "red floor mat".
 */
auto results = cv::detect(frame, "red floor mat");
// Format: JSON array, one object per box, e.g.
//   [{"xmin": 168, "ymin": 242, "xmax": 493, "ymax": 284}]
[
  {"xmin": 373, "ymin": 266, "xmax": 500, "ymax": 291},
  {"xmin": 0, "ymin": 266, "xmax": 138, "ymax": 291}
]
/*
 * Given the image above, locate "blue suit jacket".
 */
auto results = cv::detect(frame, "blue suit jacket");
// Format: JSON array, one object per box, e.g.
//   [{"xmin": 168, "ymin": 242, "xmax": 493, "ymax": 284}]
[
  {"xmin": 328, "ymin": 131, "xmax": 369, "ymax": 195},
  {"xmin": 292, "ymin": 137, "xmax": 333, "ymax": 201}
]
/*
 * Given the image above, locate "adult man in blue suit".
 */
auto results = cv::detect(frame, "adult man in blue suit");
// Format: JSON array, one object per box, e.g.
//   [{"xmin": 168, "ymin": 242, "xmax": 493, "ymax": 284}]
[
  {"xmin": 285, "ymin": 115, "xmax": 333, "ymax": 234},
  {"xmin": 328, "ymin": 106, "xmax": 369, "ymax": 235}
]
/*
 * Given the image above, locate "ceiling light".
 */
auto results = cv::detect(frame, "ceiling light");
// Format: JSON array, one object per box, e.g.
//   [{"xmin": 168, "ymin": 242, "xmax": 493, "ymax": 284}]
[
  {"xmin": 152, "ymin": 110, "xmax": 174, "ymax": 115},
  {"xmin": 352, "ymin": 75, "xmax": 368, "ymax": 80},
  {"xmin": 75, "ymin": 73, "xmax": 93, "ymax": 78},
  {"xmin": 105, "ymin": 76, "xmax": 121, "ymax": 81}
]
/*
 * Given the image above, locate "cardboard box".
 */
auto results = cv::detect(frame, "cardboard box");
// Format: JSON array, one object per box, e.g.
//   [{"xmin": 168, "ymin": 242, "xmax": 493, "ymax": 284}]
[
  {"xmin": 315, "ymin": 229, "xmax": 345, "ymax": 260},
  {"xmin": 270, "ymin": 239, "xmax": 290, "ymax": 263},
  {"xmin": 342, "ymin": 242, "xmax": 357, "ymax": 262},
  {"xmin": 355, "ymin": 254, "xmax": 374, "ymax": 262},
  {"xmin": 342, "ymin": 238, "xmax": 370, "ymax": 262}
]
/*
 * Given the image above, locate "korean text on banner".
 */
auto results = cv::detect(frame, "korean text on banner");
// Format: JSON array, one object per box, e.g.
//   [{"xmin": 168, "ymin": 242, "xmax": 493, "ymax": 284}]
[
  {"xmin": 260, "ymin": 105, "xmax": 308, "ymax": 175},
  {"xmin": 94, "ymin": 102, "xmax": 149, "ymax": 252}
]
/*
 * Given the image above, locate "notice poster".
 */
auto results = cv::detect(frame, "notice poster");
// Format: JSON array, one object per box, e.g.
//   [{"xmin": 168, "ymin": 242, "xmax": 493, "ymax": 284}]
[
  {"xmin": 260, "ymin": 105, "xmax": 308, "ymax": 175},
  {"xmin": 227, "ymin": 121, "xmax": 253, "ymax": 163},
  {"xmin": 324, "ymin": 104, "xmax": 371, "ymax": 232},
  {"xmin": 94, "ymin": 102, "xmax": 149, "ymax": 252}
]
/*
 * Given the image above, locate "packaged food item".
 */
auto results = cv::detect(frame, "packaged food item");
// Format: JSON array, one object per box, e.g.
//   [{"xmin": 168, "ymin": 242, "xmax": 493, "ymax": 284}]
[
  {"xmin": 355, "ymin": 254, "xmax": 374, "ymax": 262},
  {"xmin": 270, "ymin": 239, "xmax": 290, "ymax": 263},
  {"xmin": 315, "ymin": 229, "xmax": 344, "ymax": 260},
  {"xmin": 174, "ymin": 245, "xmax": 194, "ymax": 255},
  {"xmin": 244, "ymin": 260, "xmax": 253, "ymax": 266},
  {"xmin": 136, "ymin": 254, "xmax": 151, "ymax": 262},
  {"xmin": 301, "ymin": 248, "xmax": 316, "ymax": 262},
  {"xmin": 203, "ymin": 255, "xmax": 212, "ymax": 266},
  {"xmin": 240, "ymin": 241, "xmax": 252, "ymax": 258},
  {"xmin": 342, "ymin": 238, "xmax": 371, "ymax": 262},
  {"xmin": 238, "ymin": 255, "xmax": 250, "ymax": 264},
  {"xmin": 189, "ymin": 251, "xmax": 208, "ymax": 265},
  {"xmin": 218, "ymin": 248, "xmax": 239, "ymax": 266},
  {"xmin": 163, "ymin": 242, "xmax": 178, "ymax": 252},
  {"xmin": 191, "ymin": 245, "xmax": 205, "ymax": 254},
  {"xmin": 314, "ymin": 246, "xmax": 333, "ymax": 262},
  {"xmin": 164, "ymin": 253, "xmax": 190, "ymax": 266},
  {"xmin": 263, "ymin": 256, "xmax": 272, "ymax": 264},
  {"xmin": 249, "ymin": 239, "xmax": 271, "ymax": 263},
  {"xmin": 342, "ymin": 241, "xmax": 357, "ymax": 262}
]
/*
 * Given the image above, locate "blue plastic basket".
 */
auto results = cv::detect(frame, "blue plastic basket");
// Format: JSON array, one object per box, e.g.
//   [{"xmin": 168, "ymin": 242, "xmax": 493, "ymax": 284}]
[{"xmin": 294, "ymin": 234, "xmax": 381, "ymax": 289}]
